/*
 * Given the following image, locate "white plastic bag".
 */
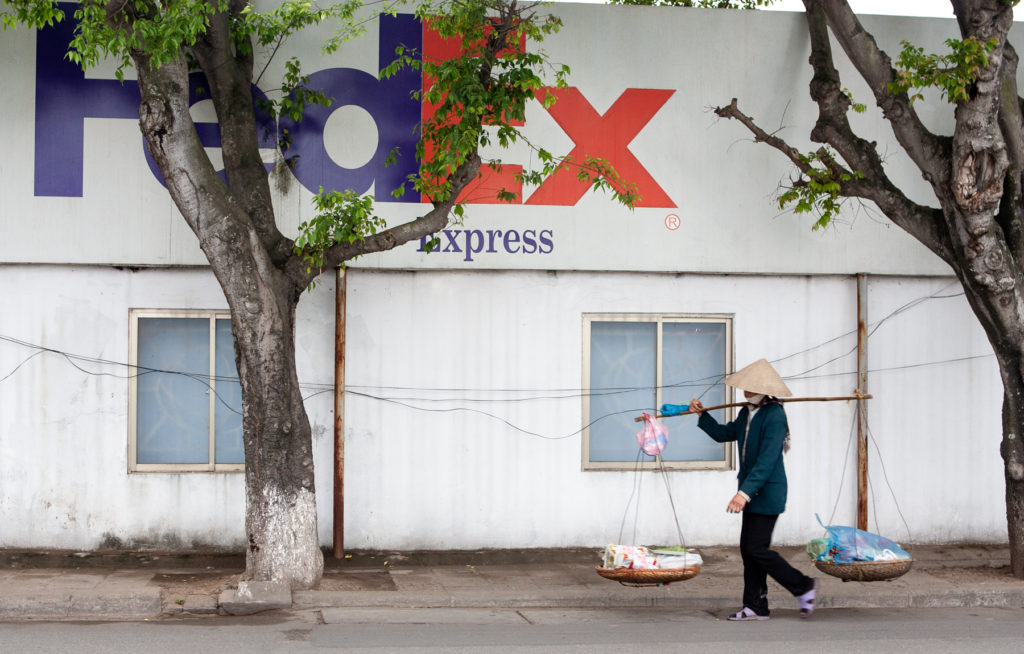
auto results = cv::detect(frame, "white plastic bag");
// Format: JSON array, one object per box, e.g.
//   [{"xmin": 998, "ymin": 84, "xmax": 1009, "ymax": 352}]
[{"xmin": 651, "ymin": 549, "xmax": 703, "ymax": 569}]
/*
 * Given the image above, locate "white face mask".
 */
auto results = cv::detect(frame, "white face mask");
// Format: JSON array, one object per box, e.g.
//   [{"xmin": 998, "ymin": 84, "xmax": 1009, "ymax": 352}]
[{"xmin": 745, "ymin": 393, "xmax": 765, "ymax": 406}]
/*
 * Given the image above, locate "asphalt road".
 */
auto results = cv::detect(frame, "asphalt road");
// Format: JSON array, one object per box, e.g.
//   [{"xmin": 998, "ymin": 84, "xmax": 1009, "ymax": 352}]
[{"xmin": 1, "ymin": 607, "xmax": 1021, "ymax": 653}]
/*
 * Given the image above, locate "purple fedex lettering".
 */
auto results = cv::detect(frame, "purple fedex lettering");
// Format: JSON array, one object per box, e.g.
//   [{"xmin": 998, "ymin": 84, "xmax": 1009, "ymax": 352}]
[
  {"xmin": 35, "ymin": 4, "xmax": 274, "ymax": 195},
  {"xmin": 279, "ymin": 14, "xmax": 421, "ymax": 202},
  {"xmin": 33, "ymin": 8, "xmax": 676, "ymax": 211},
  {"xmin": 34, "ymin": 5, "xmax": 139, "ymax": 197},
  {"xmin": 34, "ymin": 6, "xmax": 409, "ymax": 198}
]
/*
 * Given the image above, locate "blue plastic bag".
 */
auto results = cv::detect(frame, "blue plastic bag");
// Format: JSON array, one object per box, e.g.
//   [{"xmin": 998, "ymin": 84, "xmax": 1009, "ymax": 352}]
[
  {"xmin": 659, "ymin": 403, "xmax": 689, "ymax": 416},
  {"xmin": 814, "ymin": 514, "xmax": 911, "ymax": 563}
]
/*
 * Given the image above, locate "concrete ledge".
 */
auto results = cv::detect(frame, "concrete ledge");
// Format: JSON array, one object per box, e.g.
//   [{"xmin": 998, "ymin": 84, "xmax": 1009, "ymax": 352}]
[
  {"xmin": 182, "ymin": 594, "xmax": 220, "ymax": 614},
  {"xmin": 218, "ymin": 580, "xmax": 292, "ymax": 615}
]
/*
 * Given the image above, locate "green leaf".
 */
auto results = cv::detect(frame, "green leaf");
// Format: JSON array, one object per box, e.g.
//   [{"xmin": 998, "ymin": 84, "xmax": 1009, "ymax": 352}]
[
  {"xmin": 776, "ymin": 149, "xmax": 859, "ymax": 230},
  {"xmin": 294, "ymin": 186, "xmax": 386, "ymax": 273},
  {"xmin": 889, "ymin": 36, "xmax": 999, "ymax": 104}
]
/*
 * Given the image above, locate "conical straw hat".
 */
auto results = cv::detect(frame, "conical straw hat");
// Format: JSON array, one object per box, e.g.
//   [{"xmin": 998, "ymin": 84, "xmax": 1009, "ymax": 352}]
[{"xmin": 724, "ymin": 359, "xmax": 792, "ymax": 397}]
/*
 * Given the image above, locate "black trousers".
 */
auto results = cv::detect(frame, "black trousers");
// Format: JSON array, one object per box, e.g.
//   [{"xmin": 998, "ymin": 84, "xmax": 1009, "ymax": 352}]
[{"xmin": 740, "ymin": 511, "xmax": 813, "ymax": 615}]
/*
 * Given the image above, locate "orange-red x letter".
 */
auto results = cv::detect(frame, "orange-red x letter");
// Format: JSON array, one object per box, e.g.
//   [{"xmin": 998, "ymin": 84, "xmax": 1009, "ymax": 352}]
[{"xmin": 526, "ymin": 87, "xmax": 676, "ymax": 207}]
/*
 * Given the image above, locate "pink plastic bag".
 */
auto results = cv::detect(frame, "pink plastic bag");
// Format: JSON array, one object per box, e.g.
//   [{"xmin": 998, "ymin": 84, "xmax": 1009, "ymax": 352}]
[{"xmin": 635, "ymin": 413, "xmax": 668, "ymax": 456}]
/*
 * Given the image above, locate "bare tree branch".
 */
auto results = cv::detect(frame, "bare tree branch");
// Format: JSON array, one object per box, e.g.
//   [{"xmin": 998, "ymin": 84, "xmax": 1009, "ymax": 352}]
[
  {"xmin": 714, "ymin": 99, "xmax": 810, "ymax": 172},
  {"xmin": 811, "ymin": 0, "xmax": 951, "ymax": 186},
  {"xmin": 799, "ymin": 0, "xmax": 954, "ymax": 261}
]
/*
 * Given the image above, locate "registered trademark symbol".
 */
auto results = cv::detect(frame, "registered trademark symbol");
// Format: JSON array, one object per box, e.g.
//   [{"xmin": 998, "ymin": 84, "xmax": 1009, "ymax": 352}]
[{"xmin": 665, "ymin": 214, "xmax": 681, "ymax": 231}]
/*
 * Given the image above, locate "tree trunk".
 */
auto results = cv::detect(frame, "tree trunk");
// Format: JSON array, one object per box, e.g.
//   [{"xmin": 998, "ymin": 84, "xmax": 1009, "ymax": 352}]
[
  {"xmin": 232, "ymin": 290, "xmax": 323, "ymax": 589},
  {"xmin": 192, "ymin": 198, "xmax": 323, "ymax": 590},
  {"xmin": 205, "ymin": 213, "xmax": 322, "ymax": 590},
  {"xmin": 997, "ymin": 352, "xmax": 1024, "ymax": 577},
  {"xmin": 133, "ymin": 48, "xmax": 323, "ymax": 589},
  {"xmin": 961, "ymin": 274, "xmax": 1024, "ymax": 576}
]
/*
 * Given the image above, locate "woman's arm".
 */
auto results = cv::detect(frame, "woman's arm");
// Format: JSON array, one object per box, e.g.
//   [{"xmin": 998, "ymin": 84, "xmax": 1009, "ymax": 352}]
[{"xmin": 691, "ymin": 398, "xmax": 744, "ymax": 443}]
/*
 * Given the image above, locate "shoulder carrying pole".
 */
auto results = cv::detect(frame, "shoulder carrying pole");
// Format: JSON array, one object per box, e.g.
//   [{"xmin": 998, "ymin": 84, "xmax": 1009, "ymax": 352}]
[{"xmin": 633, "ymin": 394, "xmax": 872, "ymax": 422}]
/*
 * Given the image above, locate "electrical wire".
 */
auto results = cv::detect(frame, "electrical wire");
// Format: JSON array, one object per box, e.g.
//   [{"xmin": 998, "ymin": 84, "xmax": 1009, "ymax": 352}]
[
  {"xmin": 0, "ymin": 283, "xmax": 992, "ymax": 441},
  {"xmin": 0, "ymin": 280, "xmax": 977, "ymax": 542},
  {"xmin": 776, "ymin": 281, "xmax": 965, "ymax": 381},
  {"xmin": 0, "ymin": 350, "xmax": 43, "ymax": 384}
]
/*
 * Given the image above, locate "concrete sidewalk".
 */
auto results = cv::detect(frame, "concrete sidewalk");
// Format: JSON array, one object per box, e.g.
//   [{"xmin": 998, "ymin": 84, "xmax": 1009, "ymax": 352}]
[{"xmin": 0, "ymin": 545, "xmax": 1020, "ymax": 621}]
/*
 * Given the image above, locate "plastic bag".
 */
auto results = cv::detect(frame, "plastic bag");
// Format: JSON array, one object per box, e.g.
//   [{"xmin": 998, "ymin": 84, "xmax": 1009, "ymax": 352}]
[
  {"xmin": 650, "ymin": 548, "xmax": 703, "ymax": 569},
  {"xmin": 601, "ymin": 544, "xmax": 659, "ymax": 570},
  {"xmin": 659, "ymin": 403, "xmax": 689, "ymax": 417},
  {"xmin": 806, "ymin": 538, "xmax": 829, "ymax": 560},
  {"xmin": 813, "ymin": 514, "xmax": 911, "ymax": 563},
  {"xmin": 601, "ymin": 544, "xmax": 703, "ymax": 570},
  {"xmin": 635, "ymin": 413, "xmax": 668, "ymax": 456}
]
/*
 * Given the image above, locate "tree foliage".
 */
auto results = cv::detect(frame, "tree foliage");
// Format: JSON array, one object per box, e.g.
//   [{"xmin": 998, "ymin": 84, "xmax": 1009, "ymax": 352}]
[{"xmin": 891, "ymin": 36, "xmax": 999, "ymax": 104}]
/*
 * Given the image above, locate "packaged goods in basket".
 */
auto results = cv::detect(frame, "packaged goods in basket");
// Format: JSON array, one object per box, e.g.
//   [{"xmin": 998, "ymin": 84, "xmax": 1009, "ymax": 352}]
[
  {"xmin": 807, "ymin": 523, "xmax": 911, "ymax": 564},
  {"xmin": 601, "ymin": 544, "xmax": 703, "ymax": 570},
  {"xmin": 651, "ymin": 548, "xmax": 704, "ymax": 569}
]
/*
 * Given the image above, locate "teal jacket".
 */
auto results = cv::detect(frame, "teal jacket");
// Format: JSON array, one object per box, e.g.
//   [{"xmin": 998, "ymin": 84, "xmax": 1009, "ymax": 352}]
[{"xmin": 698, "ymin": 402, "xmax": 788, "ymax": 515}]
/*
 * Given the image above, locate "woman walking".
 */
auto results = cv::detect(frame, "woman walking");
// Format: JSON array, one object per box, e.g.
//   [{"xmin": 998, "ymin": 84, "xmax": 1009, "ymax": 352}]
[{"xmin": 690, "ymin": 358, "xmax": 817, "ymax": 620}]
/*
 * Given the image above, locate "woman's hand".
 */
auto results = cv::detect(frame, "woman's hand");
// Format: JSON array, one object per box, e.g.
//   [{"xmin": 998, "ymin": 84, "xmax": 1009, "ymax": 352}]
[
  {"xmin": 726, "ymin": 492, "xmax": 748, "ymax": 513},
  {"xmin": 689, "ymin": 398, "xmax": 705, "ymax": 414}
]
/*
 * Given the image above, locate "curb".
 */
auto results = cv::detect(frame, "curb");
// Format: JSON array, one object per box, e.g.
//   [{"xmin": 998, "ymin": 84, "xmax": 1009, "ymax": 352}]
[
  {"xmin": 4, "ymin": 587, "xmax": 1023, "ymax": 621},
  {"xmin": 0, "ymin": 592, "xmax": 163, "ymax": 621}
]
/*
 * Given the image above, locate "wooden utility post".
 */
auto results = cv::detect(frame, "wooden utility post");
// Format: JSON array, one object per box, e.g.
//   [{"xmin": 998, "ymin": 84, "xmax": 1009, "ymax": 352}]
[
  {"xmin": 856, "ymin": 273, "xmax": 869, "ymax": 531},
  {"xmin": 333, "ymin": 267, "xmax": 347, "ymax": 559}
]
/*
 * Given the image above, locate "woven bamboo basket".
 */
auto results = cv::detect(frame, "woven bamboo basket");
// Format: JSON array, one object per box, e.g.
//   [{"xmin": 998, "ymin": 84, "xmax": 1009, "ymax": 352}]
[
  {"xmin": 814, "ymin": 558, "xmax": 913, "ymax": 582},
  {"xmin": 595, "ymin": 565, "xmax": 701, "ymax": 586}
]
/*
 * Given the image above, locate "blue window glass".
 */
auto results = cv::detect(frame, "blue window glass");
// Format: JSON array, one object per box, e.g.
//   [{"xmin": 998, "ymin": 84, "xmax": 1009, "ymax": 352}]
[
  {"xmin": 214, "ymin": 319, "xmax": 244, "ymax": 464},
  {"xmin": 137, "ymin": 318, "xmax": 211, "ymax": 464},
  {"xmin": 587, "ymin": 317, "xmax": 729, "ymax": 464},
  {"xmin": 135, "ymin": 315, "xmax": 244, "ymax": 468},
  {"xmin": 588, "ymin": 321, "xmax": 657, "ymax": 462},
  {"xmin": 661, "ymin": 322, "xmax": 727, "ymax": 462}
]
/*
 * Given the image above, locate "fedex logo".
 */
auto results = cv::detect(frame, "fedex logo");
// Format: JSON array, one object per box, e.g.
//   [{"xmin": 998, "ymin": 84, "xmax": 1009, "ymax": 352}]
[{"xmin": 34, "ymin": 7, "xmax": 676, "ymax": 208}]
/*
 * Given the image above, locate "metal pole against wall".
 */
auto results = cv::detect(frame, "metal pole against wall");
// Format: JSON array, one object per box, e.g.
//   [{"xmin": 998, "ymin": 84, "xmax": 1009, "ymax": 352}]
[
  {"xmin": 856, "ymin": 273, "xmax": 869, "ymax": 531},
  {"xmin": 333, "ymin": 267, "xmax": 347, "ymax": 559}
]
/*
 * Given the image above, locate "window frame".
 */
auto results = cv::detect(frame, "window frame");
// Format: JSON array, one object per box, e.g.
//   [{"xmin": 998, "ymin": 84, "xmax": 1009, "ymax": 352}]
[
  {"xmin": 581, "ymin": 312, "xmax": 735, "ymax": 472},
  {"xmin": 128, "ymin": 308, "xmax": 244, "ymax": 473}
]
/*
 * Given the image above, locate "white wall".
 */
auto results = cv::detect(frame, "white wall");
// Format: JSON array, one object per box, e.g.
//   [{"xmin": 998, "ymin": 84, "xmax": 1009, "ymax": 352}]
[
  {"xmin": 342, "ymin": 269, "xmax": 1005, "ymax": 548},
  {"xmin": 0, "ymin": 265, "xmax": 1004, "ymax": 549},
  {"xmin": 0, "ymin": 266, "xmax": 236, "ymax": 548}
]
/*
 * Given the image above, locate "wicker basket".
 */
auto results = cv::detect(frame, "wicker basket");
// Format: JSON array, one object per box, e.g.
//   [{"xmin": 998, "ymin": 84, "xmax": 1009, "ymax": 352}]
[
  {"xmin": 595, "ymin": 565, "xmax": 701, "ymax": 586},
  {"xmin": 814, "ymin": 558, "xmax": 913, "ymax": 582}
]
